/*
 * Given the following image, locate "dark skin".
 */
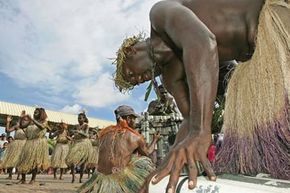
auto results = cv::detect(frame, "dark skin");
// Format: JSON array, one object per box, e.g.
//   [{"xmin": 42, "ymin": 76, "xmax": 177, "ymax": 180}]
[
  {"xmin": 120, "ymin": 0, "xmax": 267, "ymax": 192},
  {"xmin": 17, "ymin": 115, "xmax": 31, "ymax": 184},
  {"xmin": 26, "ymin": 109, "xmax": 47, "ymax": 184},
  {"xmin": 5, "ymin": 115, "xmax": 19, "ymax": 180},
  {"xmin": 98, "ymin": 115, "xmax": 160, "ymax": 175},
  {"xmin": 49, "ymin": 122, "xmax": 69, "ymax": 180},
  {"xmin": 70, "ymin": 114, "xmax": 89, "ymax": 183}
]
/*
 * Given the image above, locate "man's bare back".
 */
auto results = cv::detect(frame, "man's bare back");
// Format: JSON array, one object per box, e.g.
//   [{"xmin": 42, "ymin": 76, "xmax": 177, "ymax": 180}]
[
  {"xmin": 150, "ymin": 0, "xmax": 265, "ymax": 62},
  {"xmin": 98, "ymin": 129, "xmax": 143, "ymax": 174}
]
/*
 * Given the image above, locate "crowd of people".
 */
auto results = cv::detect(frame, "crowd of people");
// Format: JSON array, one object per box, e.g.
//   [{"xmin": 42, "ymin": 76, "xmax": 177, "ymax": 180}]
[
  {"xmin": 0, "ymin": 105, "xmax": 164, "ymax": 192},
  {"xmin": 0, "ymin": 103, "xmax": 223, "ymax": 193}
]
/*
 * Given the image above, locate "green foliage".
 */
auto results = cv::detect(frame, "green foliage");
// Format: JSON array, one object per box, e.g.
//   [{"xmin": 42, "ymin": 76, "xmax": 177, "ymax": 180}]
[
  {"xmin": 211, "ymin": 97, "xmax": 225, "ymax": 133},
  {"xmin": 47, "ymin": 138, "xmax": 56, "ymax": 150},
  {"xmin": 144, "ymin": 81, "xmax": 153, "ymax": 101}
]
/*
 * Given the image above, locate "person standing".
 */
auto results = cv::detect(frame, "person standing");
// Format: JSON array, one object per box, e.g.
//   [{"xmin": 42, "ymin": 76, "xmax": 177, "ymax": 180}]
[
  {"xmin": 66, "ymin": 112, "xmax": 93, "ymax": 183},
  {"xmin": 0, "ymin": 114, "xmax": 27, "ymax": 180},
  {"xmin": 50, "ymin": 122, "xmax": 70, "ymax": 180},
  {"xmin": 17, "ymin": 108, "xmax": 50, "ymax": 184}
]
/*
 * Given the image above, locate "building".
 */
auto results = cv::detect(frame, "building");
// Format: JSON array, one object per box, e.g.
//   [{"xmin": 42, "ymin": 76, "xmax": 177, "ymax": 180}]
[{"xmin": 0, "ymin": 101, "xmax": 114, "ymax": 130}]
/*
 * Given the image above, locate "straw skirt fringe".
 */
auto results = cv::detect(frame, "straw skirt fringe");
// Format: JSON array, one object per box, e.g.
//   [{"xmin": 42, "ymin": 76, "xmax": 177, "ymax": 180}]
[
  {"xmin": 17, "ymin": 138, "xmax": 50, "ymax": 173},
  {"xmin": 77, "ymin": 156, "xmax": 155, "ymax": 193},
  {"xmin": 215, "ymin": 0, "xmax": 290, "ymax": 179},
  {"xmin": 66, "ymin": 138, "xmax": 92, "ymax": 167},
  {"xmin": 51, "ymin": 143, "xmax": 69, "ymax": 168},
  {"xmin": 0, "ymin": 139, "xmax": 26, "ymax": 168}
]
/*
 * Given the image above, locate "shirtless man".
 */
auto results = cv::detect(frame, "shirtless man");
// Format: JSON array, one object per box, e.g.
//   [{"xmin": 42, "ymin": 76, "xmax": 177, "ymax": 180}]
[
  {"xmin": 78, "ymin": 105, "xmax": 160, "ymax": 193},
  {"xmin": 113, "ymin": 0, "xmax": 290, "ymax": 192}
]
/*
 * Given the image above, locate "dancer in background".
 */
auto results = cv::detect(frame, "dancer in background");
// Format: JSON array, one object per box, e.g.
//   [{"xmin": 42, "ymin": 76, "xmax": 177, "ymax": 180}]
[
  {"xmin": 17, "ymin": 108, "xmax": 50, "ymax": 184},
  {"xmin": 50, "ymin": 122, "xmax": 70, "ymax": 180},
  {"xmin": 0, "ymin": 111, "xmax": 27, "ymax": 180},
  {"xmin": 66, "ymin": 112, "xmax": 93, "ymax": 183}
]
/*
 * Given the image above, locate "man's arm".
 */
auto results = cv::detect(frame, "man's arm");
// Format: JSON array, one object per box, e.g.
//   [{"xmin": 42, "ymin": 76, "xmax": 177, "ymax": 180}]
[
  {"xmin": 137, "ymin": 132, "xmax": 160, "ymax": 156},
  {"xmin": 149, "ymin": 1, "xmax": 218, "ymax": 192}
]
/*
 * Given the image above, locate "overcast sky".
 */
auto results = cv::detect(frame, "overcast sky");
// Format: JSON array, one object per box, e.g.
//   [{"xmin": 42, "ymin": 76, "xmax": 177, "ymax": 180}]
[{"xmin": 0, "ymin": 0, "xmax": 160, "ymax": 123}]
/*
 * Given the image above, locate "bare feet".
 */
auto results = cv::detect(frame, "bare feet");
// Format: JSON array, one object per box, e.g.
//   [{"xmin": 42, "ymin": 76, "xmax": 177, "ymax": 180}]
[
  {"xmin": 29, "ymin": 180, "xmax": 35, "ymax": 185},
  {"xmin": 16, "ymin": 180, "xmax": 26, "ymax": 184}
]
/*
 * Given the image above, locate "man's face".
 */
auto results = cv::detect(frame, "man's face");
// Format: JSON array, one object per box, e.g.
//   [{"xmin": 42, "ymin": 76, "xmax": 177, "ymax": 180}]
[
  {"xmin": 122, "ymin": 49, "xmax": 153, "ymax": 85},
  {"xmin": 126, "ymin": 115, "xmax": 137, "ymax": 129}
]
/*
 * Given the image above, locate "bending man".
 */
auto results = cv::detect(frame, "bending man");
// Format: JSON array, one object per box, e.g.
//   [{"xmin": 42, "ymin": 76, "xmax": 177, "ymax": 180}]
[{"xmin": 113, "ymin": 0, "xmax": 290, "ymax": 192}]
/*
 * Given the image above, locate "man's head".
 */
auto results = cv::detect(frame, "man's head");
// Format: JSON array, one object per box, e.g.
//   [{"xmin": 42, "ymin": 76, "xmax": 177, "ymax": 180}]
[
  {"xmin": 114, "ymin": 105, "xmax": 139, "ymax": 128},
  {"xmin": 158, "ymin": 85, "xmax": 169, "ymax": 101},
  {"xmin": 113, "ymin": 34, "xmax": 154, "ymax": 92}
]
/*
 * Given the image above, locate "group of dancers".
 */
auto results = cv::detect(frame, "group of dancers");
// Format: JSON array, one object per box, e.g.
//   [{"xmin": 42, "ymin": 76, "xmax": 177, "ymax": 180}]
[{"xmin": 0, "ymin": 108, "xmax": 99, "ymax": 184}]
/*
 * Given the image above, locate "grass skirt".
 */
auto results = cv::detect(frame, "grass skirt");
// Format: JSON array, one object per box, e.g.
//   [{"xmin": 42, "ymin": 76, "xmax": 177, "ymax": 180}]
[
  {"xmin": 51, "ymin": 142, "xmax": 69, "ymax": 168},
  {"xmin": 17, "ymin": 138, "xmax": 50, "ymax": 173},
  {"xmin": 66, "ymin": 138, "xmax": 92, "ymax": 167},
  {"xmin": 214, "ymin": 0, "xmax": 290, "ymax": 180},
  {"xmin": 0, "ymin": 139, "xmax": 26, "ymax": 168},
  {"xmin": 87, "ymin": 146, "xmax": 99, "ymax": 169},
  {"xmin": 77, "ymin": 156, "xmax": 155, "ymax": 193}
]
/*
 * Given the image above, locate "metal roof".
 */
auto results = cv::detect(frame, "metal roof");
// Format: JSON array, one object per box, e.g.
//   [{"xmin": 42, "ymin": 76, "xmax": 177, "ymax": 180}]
[{"xmin": 0, "ymin": 101, "xmax": 114, "ymax": 128}]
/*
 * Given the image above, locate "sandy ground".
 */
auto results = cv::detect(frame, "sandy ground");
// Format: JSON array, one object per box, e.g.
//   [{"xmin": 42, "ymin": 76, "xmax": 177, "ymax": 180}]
[{"xmin": 0, "ymin": 174, "xmax": 86, "ymax": 193}]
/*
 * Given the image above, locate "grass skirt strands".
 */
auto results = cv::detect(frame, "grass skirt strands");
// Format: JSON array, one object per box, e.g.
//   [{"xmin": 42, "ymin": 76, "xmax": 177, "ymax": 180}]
[
  {"xmin": 214, "ymin": 0, "xmax": 290, "ymax": 180},
  {"xmin": 66, "ymin": 138, "xmax": 92, "ymax": 167},
  {"xmin": 0, "ymin": 139, "xmax": 26, "ymax": 169},
  {"xmin": 87, "ymin": 140, "xmax": 99, "ymax": 169},
  {"xmin": 17, "ymin": 125, "xmax": 50, "ymax": 173},
  {"xmin": 51, "ymin": 142, "xmax": 69, "ymax": 169},
  {"xmin": 77, "ymin": 156, "xmax": 155, "ymax": 193},
  {"xmin": 113, "ymin": 33, "xmax": 146, "ymax": 93}
]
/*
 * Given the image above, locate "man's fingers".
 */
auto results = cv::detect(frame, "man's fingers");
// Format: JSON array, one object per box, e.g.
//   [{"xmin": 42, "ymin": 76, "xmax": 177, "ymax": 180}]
[
  {"xmin": 200, "ymin": 156, "xmax": 216, "ymax": 181},
  {"xmin": 166, "ymin": 156, "xmax": 184, "ymax": 193},
  {"xmin": 185, "ymin": 148, "xmax": 197, "ymax": 189},
  {"xmin": 152, "ymin": 155, "xmax": 175, "ymax": 184},
  {"xmin": 186, "ymin": 160, "xmax": 197, "ymax": 189}
]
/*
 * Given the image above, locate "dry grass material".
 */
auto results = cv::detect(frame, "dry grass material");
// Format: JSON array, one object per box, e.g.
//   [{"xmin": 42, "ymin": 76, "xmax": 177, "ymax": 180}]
[
  {"xmin": 215, "ymin": 0, "xmax": 290, "ymax": 179},
  {"xmin": 113, "ymin": 33, "xmax": 146, "ymax": 93},
  {"xmin": 77, "ymin": 156, "xmax": 155, "ymax": 193}
]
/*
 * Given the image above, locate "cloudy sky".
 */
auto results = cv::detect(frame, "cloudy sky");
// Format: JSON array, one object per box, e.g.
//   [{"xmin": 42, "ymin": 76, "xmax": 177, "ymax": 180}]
[{"xmin": 0, "ymin": 0, "xmax": 160, "ymax": 122}]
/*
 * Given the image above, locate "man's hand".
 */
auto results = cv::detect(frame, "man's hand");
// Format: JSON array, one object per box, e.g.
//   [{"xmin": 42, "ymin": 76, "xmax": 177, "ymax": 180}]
[
  {"xmin": 151, "ymin": 122, "xmax": 216, "ymax": 193},
  {"xmin": 153, "ymin": 131, "xmax": 161, "ymax": 141}
]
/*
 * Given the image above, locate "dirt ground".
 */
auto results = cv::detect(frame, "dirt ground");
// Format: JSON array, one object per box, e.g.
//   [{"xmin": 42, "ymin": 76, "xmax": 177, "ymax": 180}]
[{"xmin": 0, "ymin": 174, "xmax": 85, "ymax": 193}]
